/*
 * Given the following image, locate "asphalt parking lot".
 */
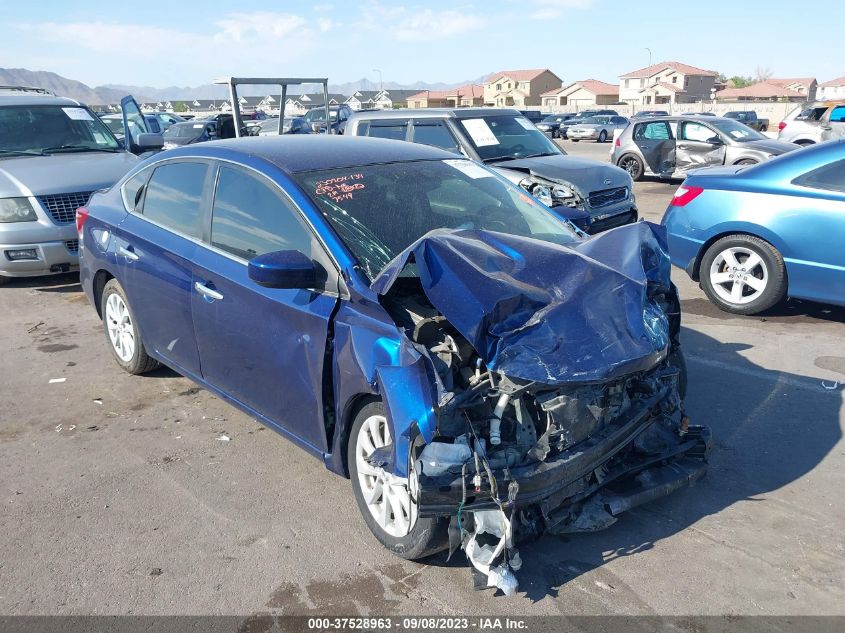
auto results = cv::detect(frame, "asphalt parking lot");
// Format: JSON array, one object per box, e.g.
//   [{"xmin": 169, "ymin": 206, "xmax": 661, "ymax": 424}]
[{"xmin": 1, "ymin": 140, "xmax": 844, "ymax": 617}]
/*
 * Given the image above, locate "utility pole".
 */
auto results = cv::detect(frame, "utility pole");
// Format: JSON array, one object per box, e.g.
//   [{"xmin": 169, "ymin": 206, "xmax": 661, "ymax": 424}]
[
  {"xmin": 372, "ymin": 68, "xmax": 383, "ymax": 93},
  {"xmin": 645, "ymin": 48, "xmax": 652, "ymax": 68}
]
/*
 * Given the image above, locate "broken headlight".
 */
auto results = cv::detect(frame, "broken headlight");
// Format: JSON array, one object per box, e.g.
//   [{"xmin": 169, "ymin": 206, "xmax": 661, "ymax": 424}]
[
  {"xmin": 518, "ymin": 177, "xmax": 576, "ymax": 208},
  {"xmin": 0, "ymin": 198, "xmax": 37, "ymax": 223}
]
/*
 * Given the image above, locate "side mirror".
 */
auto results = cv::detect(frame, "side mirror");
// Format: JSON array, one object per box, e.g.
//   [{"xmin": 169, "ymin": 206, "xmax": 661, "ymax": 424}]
[
  {"xmin": 248, "ymin": 250, "xmax": 318, "ymax": 289},
  {"xmin": 706, "ymin": 136, "xmax": 723, "ymax": 145},
  {"xmin": 136, "ymin": 133, "xmax": 164, "ymax": 151}
]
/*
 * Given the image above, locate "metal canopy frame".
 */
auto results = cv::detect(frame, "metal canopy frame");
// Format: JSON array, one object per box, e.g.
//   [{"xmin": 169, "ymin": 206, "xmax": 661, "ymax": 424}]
[{"xmin": 212, "ymin": 77, "xmax": 331, "ymax": 138}]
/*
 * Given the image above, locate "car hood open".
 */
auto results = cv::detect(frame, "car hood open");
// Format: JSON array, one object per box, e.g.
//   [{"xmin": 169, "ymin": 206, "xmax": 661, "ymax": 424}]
[{"xmin": 371, "ymin": 221, "xmax": 674, "ymax": 385}]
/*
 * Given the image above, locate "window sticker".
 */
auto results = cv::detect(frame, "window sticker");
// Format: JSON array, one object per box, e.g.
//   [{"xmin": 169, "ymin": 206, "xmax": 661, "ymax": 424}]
[
  {"xmin": 443, "ymin": 159, "xmax": 492, "ymax": 179},
  {"xmin": 92, "ymin": 132, "xmax": 107, "ymax": 144},
  {"xmin": 315, "ymin": 173, "xmax": 366, "ymax": 203},
  {"xmin": 515, "ymin": 117, "xmax": 535, "ymax": 130},
  {"xmin": 62, "ymin": 107, "xmax": 94, "ymax": 121},
  {"xmin": 462, "ymin": 118, "xmax": 499, "ymax": 146}
]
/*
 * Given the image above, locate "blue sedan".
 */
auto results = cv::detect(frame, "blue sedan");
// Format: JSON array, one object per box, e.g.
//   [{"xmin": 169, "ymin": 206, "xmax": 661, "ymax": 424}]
[
  {"xmin": 75, "ymin": 136, "xmax": 709, "ymax": 581},
  {"xmin": 662, "ymin": 139, "xmax": 845, "ymax": 315}
]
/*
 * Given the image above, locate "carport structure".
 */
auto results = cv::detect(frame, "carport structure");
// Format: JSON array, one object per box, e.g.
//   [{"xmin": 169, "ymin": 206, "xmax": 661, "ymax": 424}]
[{"xmin": 212, "ymin": 76, "xmax": 331, "ymax": 137}]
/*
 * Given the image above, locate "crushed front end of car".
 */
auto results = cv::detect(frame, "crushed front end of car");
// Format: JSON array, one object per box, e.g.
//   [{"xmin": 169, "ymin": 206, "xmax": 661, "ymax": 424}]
[{"xmin": 370, "ymin": 221, "xmax": 711, "ymax": 594}]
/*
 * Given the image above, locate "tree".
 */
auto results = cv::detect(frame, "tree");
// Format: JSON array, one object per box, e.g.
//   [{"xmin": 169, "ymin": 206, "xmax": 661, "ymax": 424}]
[
  {"xmin": 728, "ymin": 76, "xmax": 754, "ymax": 88},
  {"xmin": 754, "ymin": 66, "xmax": 773, "ymax": 82}
]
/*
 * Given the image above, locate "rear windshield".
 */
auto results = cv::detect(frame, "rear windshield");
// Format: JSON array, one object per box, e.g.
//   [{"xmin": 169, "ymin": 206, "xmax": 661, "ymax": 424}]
[{"xmin": 0, "ymin": 105, "xmax": 121, "ymax": 155}]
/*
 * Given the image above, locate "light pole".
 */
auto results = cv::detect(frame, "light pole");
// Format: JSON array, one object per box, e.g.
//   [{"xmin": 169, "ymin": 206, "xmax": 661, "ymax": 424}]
[
  {"xmin": 372, "ymin": 68, "xmax": 383, "ymax": 94},
  {"xmin": 645, "ymin": 48, "xmax": 652, "ymax": 67}
]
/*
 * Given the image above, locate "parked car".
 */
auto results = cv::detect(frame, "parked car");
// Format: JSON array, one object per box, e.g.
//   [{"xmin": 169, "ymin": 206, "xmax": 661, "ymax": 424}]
[
  {"xmin": 578, "ymin": 109, "xmax": 619, "ymax": 117},
  {"xmin": 724, "ymin": 111, "xmax": 769, "ymax": 132},
  {"xmin": 162, "ymin": 120, "xmax": 218, "ymax": 148},
  {"xmin": 518, "ymin": 110, "xmax": 550, "ymax": 123},
  {"xmin": 611, "ymin": 116, "xmax": 798, "ymax": 181},
  {"xmin": 79, "ymin": 136, "xmax": 709, "ymax": 582},
  {"xmin": 777, "ymin": 103, "xmax": 830, "ymax": 146},
  {"xmin": 631, "ymin": 110, "xmax": 670, "ymax": 118},
  {"xmin": 345, "ymin": 108, "xmax": 638, "ymax": 234},
  {"xmin": 101, "ymin": 113, "xmax": 162, "ymax": 140},
  {"xmin": 558, "ymin": 116, "xmax": 586, "ymax": 140},
  {"xmin": 0, "ymin": 91, "xmax": 160, "ymax": 284},
  {"xmin": 688, "ymin": 112, "xmax": 717, "ymax": 117},
  {"xmin": 145, "ymin": 111, "xmax": 185, "ymax": 131},
  {"xmin": 536, "ymin": 113, "xmax": 577, "ymax": 138},
  {"xmin": 662, "ymin": 139, "xmax": 845, "ymax": 315},
  {"xmin": 303, "ymin": 104, "xmax": 354, "ymax": 134},
  {"xmin": 819, "ymin": 103, "xmax": 845, "ymax": 142},
  {"xmin": 567, "ymin": 115, "xmax": 630, "ymax": 143},
  {"xmin": 252, "ymin": 116, "xmax": 312, "ymax": 135}
]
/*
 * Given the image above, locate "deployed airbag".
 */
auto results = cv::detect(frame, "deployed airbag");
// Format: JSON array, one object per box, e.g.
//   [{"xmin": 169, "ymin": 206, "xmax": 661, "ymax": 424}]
[{"xmin": 371, "ymin": 222, "xmax": 673, "ymax": 385}]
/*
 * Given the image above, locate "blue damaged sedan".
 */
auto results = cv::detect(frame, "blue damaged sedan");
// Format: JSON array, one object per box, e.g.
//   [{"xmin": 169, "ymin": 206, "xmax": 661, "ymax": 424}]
[
  {"xmin": 662, "ymin": 139, "xmax": 845, "ymax": 315},
  {"xmin": 77, "ymin": 136, "xmax": 709, "ymax": 589}
]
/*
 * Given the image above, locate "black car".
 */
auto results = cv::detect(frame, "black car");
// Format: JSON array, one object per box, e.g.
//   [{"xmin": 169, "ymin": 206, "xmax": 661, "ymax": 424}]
[
  {"xmin": 519, "ymin": 110, "xmax": 552, "ymax": 123},
  {"xmin": 536, "ymin": 113, "xmax": 577, "ymax": 138}
]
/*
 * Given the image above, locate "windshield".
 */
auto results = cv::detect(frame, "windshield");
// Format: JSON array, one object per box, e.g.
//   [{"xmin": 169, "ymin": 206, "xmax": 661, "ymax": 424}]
[
  {"xmin": 710, "ymin": 119, "xmax": 767, "ymax": 142},
  {"xmin": 0, "ymin": 105, "xmax": 121, "ymax": 154},
  {"xmin": 458, "ymin": 115, "xmax": 562, "ymax": 162},
  {"xmin": 294, "ymin": 159, "xmax": 579, "ymax": 280},
  {"xmin": 258, "ymin": 118, "xmax": 296, "ymax": 133},
  {"xmin": 541, "ymin": 116, "xmax": 563, "ymax": 123},
  {"xmin": 578, "ymin": 116, "xmax": 610, "ymax": 125},
  {"xmin": 307, "ymin": 109, "xmax": 338, "ymax": 122},
  {"xmin": 165, "ymin": 123, "xmax": 206, "ymax": 139}
]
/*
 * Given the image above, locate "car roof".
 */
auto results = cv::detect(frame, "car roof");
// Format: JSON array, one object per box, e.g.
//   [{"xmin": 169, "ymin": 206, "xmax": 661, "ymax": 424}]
[
  {"xmin": 167, "ymin": 135, "xmax": 456, "ymax": 172},
  {"xmin": 628, "ymin": 115, "xmax": 735, "ymax": 123},
  {"xmin": 348, "ymin": 107, "xmax": 522, "ymax": 121},
  {"xmin": 0, "ymin": 93, "xmax": 85, "ymax": 107}
]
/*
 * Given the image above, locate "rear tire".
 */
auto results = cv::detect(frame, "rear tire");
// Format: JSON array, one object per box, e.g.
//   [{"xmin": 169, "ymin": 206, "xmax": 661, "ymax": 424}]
[
  {"xmin": 101, "ymin": 278, "xmax": 161, "ymax": 375},
  {"xmin": 348, "ymin": 401, "xmax": 448, "ymax": 560},
  {"xmin": 618, "ymin": 154, "xmax": 645, "ymax": 181},
  {"xmin": 699, "ymin": 235, "xmax": 787, "ymax": 315}
]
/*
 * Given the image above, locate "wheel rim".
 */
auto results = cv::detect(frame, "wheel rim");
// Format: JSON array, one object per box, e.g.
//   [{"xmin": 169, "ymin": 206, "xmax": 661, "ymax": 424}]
[
  {"xmin": 105, "ymin": 293, "xmax": 135, "ymax": 362},
  {"xmin": 621, "ymin": 157, "xmax": 640, "ymax": 178},
  {"xmin": 709, "ymin": 246, "xmax": 769, "ymax": 305},
  {"xmin": 355, "ymin": 414, "xmax": 417, "ymax": 537}
]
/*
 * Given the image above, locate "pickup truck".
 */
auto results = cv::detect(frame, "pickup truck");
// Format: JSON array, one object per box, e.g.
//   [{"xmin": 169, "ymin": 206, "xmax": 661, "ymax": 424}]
[{"xmin": 724, "ymin": 111, "xmax": 769, "ymax": 132}]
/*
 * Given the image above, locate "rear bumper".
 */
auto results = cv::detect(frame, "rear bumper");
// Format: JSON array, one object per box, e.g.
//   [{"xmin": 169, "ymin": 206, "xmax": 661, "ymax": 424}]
[{"xmin": 417, "ymin": 386, "xmax": 712, "ymax": 527}]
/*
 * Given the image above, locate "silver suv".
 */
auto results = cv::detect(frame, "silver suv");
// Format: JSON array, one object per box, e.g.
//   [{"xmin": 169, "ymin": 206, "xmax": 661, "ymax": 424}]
[{"xmin": 0, "ymin": 88, "xmax": 161, "ymax": 283}]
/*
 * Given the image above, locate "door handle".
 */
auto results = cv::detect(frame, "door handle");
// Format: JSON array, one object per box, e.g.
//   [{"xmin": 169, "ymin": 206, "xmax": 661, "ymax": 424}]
[
  {"xmin": 117, "ymin": 245, "xmax": 139, "ymax": 261},
  {"xmin": 194, "ymin": 281, "xmax": 224, "ymax": 302}
]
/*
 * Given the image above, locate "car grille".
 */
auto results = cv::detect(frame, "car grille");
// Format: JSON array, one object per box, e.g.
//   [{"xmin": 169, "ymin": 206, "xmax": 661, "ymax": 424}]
[
  {"xmin": 37, "ymin": 192, "xmax": 93, "ymax": 225},
  {"xmin": 587, "ymin": 209, "xmax": 638, "ymax": 235},
  {"xmin": 588, "ymin": 187, "xmax": 628, "ymax": 209},
  {"xmin": 65, "ymin": 240, "xmax": 79, "ymax": 253}
]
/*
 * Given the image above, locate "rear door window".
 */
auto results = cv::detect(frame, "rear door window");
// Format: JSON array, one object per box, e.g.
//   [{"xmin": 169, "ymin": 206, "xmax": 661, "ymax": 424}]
[
  {"xmin": 410, "ymin": 120, "xmax": 460, "ymax": 153},
  {"xmin": 367, "ymin": 119, "xmax": 410, "ymax": 141},
  {"xmin": 634, "ymin": 121, "xmax": 671, "ymax": 140},
  {"xmin": 141, "ymin": 162, "xmax": 208, "ymax": 238}
]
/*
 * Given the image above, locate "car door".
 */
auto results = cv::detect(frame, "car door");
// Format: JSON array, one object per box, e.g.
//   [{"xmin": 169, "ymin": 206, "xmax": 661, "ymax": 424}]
[
  {"xmin": 820, "ymin": 105, "xmax": 845, "ymax": 142},
  {"xmin": 120, "ymin": 96, "xmax": 155, "ymax": 154},
  {"xmin": 116, "ymin": 159, "xmax": 211, "ymax": 376},
  {"xmin": 632, "ymin": 120, "xmax": 675, "ymax": 175},
  {"xmin": 675, "ymin": 120, "xmax": 727, "ymax": 173},
  {"xmin": 366, "ymin": 118, "xmax": 410, "ymax": 141},
  {"xmin": 190, "ymin": 163, "xmax": 340, "ymax": 452}
]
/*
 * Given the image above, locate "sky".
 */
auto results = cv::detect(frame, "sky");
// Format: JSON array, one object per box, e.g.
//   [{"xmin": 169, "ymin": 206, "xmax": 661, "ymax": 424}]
[{"xmin": 1, "ymin": 0, "xmax": 842, "ymax": 89}]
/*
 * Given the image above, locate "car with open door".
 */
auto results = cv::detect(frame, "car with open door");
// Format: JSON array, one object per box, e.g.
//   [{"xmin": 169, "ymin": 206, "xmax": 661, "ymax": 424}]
[
  {"xmin": 79, "ymin": 136, "xmax": 709, "ymax": 593},
  {"xmin": 611, "ymin": 115, "xmax": 798, "ymax": 181},
  {"xmin": 0, "ymin": 90, "xmax": 161, "ymax": 284}
]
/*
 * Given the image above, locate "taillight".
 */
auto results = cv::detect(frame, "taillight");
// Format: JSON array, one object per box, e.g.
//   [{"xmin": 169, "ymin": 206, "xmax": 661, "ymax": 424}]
[
  {"xmin": 75, "ymin": 206, "xmax": 89, "ymax": 235},
  {"xmin": 670, "ymin": 185, "xmax": 704, "ymax": 207},
  {"xmin": 778, "ymin": 121, "xmax": 787, "ymax": 131},
  {"xmin": 614, "ymin": 136, "xmax": 621, "ymax": 147}
]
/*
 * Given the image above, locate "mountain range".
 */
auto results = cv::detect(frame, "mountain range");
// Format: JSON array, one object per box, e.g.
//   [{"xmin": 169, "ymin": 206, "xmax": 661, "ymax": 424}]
[{"xmin": 1, "ymin": 68, "xmax": 483, "ymax": 105}]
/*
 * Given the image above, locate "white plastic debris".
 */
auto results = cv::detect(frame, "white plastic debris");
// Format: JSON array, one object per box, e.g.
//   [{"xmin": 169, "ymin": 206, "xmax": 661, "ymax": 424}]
[
  {"xmin": 463, "ymin": 508, "xmax": 520, "ymax": 596},
  {"xmin": 216, "ymin": 435, "xmax": 231, "ymax": 442},
  {"xmin": 419, "ymin": 440, "xmax": 471, "ymax": 476}
]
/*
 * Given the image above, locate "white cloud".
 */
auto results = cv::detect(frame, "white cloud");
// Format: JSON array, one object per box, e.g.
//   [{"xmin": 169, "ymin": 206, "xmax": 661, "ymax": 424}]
[
  {"xmin": 214, "ymin": 12, "xmax": 311, "ymax": 41},
  {"xmin": 530, "ymin": 0, "xmax": 595, "ymax": 20},
  {"xmin": 394, "ymin": 9, "xmax": 485, "ymax": 42}
]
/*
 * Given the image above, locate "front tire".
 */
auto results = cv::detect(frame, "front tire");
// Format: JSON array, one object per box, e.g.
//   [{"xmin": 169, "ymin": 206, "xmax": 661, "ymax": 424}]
[
  {"xmin": 699, "ymin": 235, "xmax": 787, "ymax": 315},
  {"xmin": 101, "ymin": 279, "xmax": 160, "ymax": 374},
  {"xmin": 348, "ymin": 401, "xmax": 448, "ymax": 560},
  {"xmin": 597, "ymin": 130, "xmax": 608, "ymax": 143}
]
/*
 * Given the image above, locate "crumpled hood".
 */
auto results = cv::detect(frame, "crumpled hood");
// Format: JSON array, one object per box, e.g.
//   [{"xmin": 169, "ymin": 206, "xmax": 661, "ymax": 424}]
[
  {"xmin": 745, "ymin": 139, "xmax": 798, "ymax": 155},
  {"xmin": 0, "ymin": 152, "xmax": 140, "ymax": 198},
  {"xmin": 491, "ymin": 154, "xmax": 630, "ymax": 193},
  {"xmin": 371, "ymin": 221, "xmax": 674, "ymax": 385}
]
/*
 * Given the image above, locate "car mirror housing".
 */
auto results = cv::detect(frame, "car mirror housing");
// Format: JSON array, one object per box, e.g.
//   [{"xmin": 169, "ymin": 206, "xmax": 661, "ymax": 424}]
[
  {"xmin": 707, "ymin": 137, "xmax": 723, "ymax": 145},
  {"xmin": 136, "ymin": 133, "xmax": 164, "ymax": 151},
  {"xmin": 248, "ymin": 250, "xmax": 318, "ymax": 289}
]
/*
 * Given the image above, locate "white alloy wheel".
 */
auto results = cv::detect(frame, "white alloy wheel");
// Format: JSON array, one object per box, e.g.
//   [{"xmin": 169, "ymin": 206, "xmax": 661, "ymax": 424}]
[
  {"xmin": 105, "ymin": 292, "xmax": 135, "ymax": 362},
  {"xmin": 708, "ymin": 246, "xmax": 769, "ymax": 305},
  {"xmin": 355, "ymin": 414, "xmax": 417, "ymax": 538}
]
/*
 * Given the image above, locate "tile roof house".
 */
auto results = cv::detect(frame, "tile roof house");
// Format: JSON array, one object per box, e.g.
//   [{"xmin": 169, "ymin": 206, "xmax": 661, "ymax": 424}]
[
  {"xmin": 406, "ymin": 84, "xmax": 484, "ymax": 108},
  {"xmin": 768, "ymin": 78, "xmax": 817, "ymax": 100},
  {"xmin": 715, "ymin": 81, "xmax": 807, "ymax": 102},
  {"xmin": 619, "ymin": 61, "xmax": 717, "ymax": 106},
  {"xmin": 542, "ymin": 79, "xmax": 619, "ymax": 111},
  {"xmin": 818, "ymin": 76, "xmax": 845, "ymax": 100},
  {"xmin": 483, "ymin": 68, "xmax": 563, "ymax": 107}
]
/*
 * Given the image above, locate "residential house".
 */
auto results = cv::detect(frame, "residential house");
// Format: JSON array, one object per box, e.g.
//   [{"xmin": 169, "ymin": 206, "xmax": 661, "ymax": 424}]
[
  {"xmin": 284, "ymin": 93, "xmax": 347, "ymax": 115},
  {"xmin": 818, "ymin": 76, "xmax": 845, "ymax": 100},
  {"xmin": 406, "ymin": 84, "xmax": 484, "ymax": 109},
  {"xmin": 483, "ymin": 69, "xmax": 563, "ymax": 107},
  {"xmin": 768, "ymin": 78, "xmax": 817, "ymax": 101},
  {"xmin": 715, "ymin": 81, "xmax": 807, "ymax": 102},
  {"xmin": 345, "ymin": 90, "xmax": 381, "ymax": 110},
  {"xmin": 373, "ymin": 89, "xmax": 417, "ymax": 109},
  {"xmin": 619, "ymin": 61, "xmax": 717, "ymax": 106},
  {"xmin": 406, "ymin": 90, "xmax": 450, "ymax": 109},
  {"xmin": 541, "ymin": 79, "xmax": 619, "ymax": 111}
]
